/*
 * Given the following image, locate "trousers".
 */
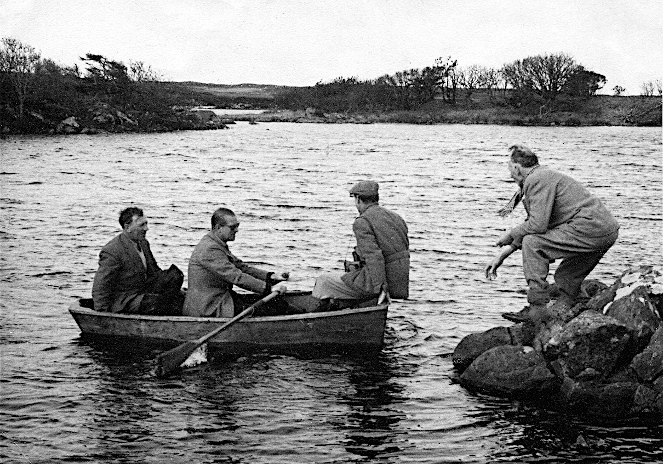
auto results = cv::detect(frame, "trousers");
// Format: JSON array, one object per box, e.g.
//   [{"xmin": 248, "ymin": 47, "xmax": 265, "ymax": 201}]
[
  {"xmin": 312, "ymin": 273, "xmax": 378, "ymax": 300},
  {"xmin": 522, "ymin": 227, "xmax": 618, "ymax": 306}
]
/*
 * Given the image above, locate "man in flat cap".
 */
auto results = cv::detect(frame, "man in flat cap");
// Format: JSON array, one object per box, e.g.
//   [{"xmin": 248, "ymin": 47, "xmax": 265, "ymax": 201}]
[{"xmin": 311, "ymin": 180, "xmax": 410, "ymax": 310}]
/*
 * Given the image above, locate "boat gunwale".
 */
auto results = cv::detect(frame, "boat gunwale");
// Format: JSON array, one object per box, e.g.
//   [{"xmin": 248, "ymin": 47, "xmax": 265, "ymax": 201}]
[{"xmin": 68, "ymin": 302, "xmax": 389, "ymax": 323}]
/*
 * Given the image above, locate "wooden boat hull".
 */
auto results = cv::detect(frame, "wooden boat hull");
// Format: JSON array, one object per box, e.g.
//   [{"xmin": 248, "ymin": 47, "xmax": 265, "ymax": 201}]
[{"xmin": 68, "ymin": 293, "xmax": 387, "ymax": 354}]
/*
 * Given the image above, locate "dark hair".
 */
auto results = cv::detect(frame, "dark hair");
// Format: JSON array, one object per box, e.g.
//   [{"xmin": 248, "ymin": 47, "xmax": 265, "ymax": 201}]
[
  {"xmin": 356, "ymin": 193, "xmax": 379, "ymax": 203},
  {"xmin": 211, "ymin": 207, "xmax": 236, "ymax": 229},
  {"xmin": 509, "ymin": 144, "xmax": 539, "ymax": 168},
  {"xmin": 119, "ymin": 207, "xmax": 143, "ymax": 227}
]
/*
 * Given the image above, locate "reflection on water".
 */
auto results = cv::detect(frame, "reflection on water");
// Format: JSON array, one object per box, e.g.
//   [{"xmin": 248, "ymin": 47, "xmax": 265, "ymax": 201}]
[{"xmin": 1, "ymin": 123, "xmax": 661, "ymax": 463}]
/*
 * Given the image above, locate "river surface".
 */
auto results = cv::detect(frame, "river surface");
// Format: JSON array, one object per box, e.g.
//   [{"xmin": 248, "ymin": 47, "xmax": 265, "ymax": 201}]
[{"xmin": 1, "ymin": 123, "xmax": 661, "ymax": 463}]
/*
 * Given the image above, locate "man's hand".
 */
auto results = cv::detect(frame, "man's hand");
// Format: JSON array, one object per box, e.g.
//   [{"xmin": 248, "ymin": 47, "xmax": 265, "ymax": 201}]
[
  {"xmin": 485, "ymin": 257, "xmax": 502, "ymax": 280},
  {"xmin": 272, "ymin": 283, "xmax": 288, "ymax": 294},
  {"xmin": 271, "ymin": 271, "xmax": 290, "ymax": 282},
  {"xmin": 485, "ymin": 245, "xmax": 516, "ymax": 280},
  {"xmin": 495, "ymin": 230, "xmax": 513, "ymax": 247}
]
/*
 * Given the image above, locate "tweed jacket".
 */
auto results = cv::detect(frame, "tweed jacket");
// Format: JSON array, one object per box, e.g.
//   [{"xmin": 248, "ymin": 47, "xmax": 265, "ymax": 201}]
[
  {"xmin": 183, "ymin": 232, "xmax": 270, "ymax": 317},
  {"xmin": 92, "ymin": 232, "xmax": 161, "ymax": 313},
  {"xmin": 341, "ymin": 204, "xmax": 410, "ymax": 299},
  {"xmin": 509, "ymin": 166, "xmax": 620, "ymax": 248}
]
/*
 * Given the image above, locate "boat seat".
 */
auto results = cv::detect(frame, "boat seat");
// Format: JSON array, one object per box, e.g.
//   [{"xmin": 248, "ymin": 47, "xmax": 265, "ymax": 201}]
[{"xmin": 79, "ymin": 298, "xmax": 95, "ymax": 309}]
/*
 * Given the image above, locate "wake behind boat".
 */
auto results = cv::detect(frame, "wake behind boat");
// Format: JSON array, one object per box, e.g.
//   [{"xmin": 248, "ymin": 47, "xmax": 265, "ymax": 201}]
[{"xmin": 68, "ymin": 291, "xmax": 388, "ymax": 355}]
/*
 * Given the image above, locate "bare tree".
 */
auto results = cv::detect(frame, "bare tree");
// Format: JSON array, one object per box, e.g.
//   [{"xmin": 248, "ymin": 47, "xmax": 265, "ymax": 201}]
[
  {"xmin": 640, "ymin": 81, "xmax": 655, "ymax": 96},
  {"xmin": 0, "ymin": 37, "xmax": 41, "ymax": 118},
  {"xmin": 503, "ymin": 53, "xmax": 578, "ymax": 107},
  {"xmin": 656, "ymin": 79, "xmax": 662, "ymax": 96},
  {"xmin": 129, "ymin": 60, "xmax": 161, "ymax": 82},
  {"xmin": 458, "ymin": 65, "xmax": 483, "ymax": 99},
  {"xmin": 481, "ymin": 67, "xmax": 500, "ymax": 98}
]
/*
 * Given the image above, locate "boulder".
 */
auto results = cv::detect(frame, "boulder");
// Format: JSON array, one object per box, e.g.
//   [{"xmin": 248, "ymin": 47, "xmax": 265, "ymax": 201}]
[
  {"xmin": 606, "ymin": 285, "xmax": 660, "ymax": 350},
  {"xmin": 56, "ymin": 116, "xmax": 80, "ymax": 134},
  {"xmin": 460, "ymin": 345, "xmax": 559, "ymax": 397},
  {"xmin": 543, "ymin": 310, "xmax": 635, "ymax": 380},
  {"xmin": 629, "ymin": 326, "xmax": 663, "ymax": 383},
  {"xmin": 507, "ymin": 322, "xmax": 536, "ymax": 346},
  {"xmin": 630, "ymin": 384, "xmax": 661, "ymax": 416},
  {"xmin": 452, "ymin": 326, "xmax": 511, "ymax": 371},
  {"xmin": 560, "ymin": 377, "xmax": 642, "ymax": 419}
]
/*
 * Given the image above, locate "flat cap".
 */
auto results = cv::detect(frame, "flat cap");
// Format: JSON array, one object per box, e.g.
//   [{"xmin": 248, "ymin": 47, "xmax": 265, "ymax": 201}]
[{"xmin": 349, "ymin": 180, "xmax": 379, "ymax": 196}]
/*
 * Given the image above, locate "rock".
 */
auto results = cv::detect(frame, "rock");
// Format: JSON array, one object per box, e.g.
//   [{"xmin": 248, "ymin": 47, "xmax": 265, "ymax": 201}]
[
  {"xmin": 93, "ymin": 112, "xmax": 115, "ymax": 124},
  {"xmin": 606, "ymin": 285, "xmax": 660, "ymax": 350},
  {"xmin": 560, "ymin": 377, "xmax": 641, "ymax": 419},
  {"xmin": 653, "ymin": 375, "xmax": 663, "ymax": 394},
  {"xmin": 191, "ymin": 109, "xmax": 217, "ymax": 121},
  {"xmin": 452, "ymin": 326, "xmax": 511, "ymax": 371},
  {"xmin": 116, "ymin": 111, "xmax": 137, "ymax": 125},
  {"xmin": 56, "ymin": 116, "xmax": 80, "ymax": 134},
  {"xmin": 579, "ymin": 279, "xmax": 609, "ymax": 300},
  {"xmin": 460, "ymin": 345, "xmax": 560, "ymax": 397},
  {"xmin": 543, "ymin": 310, "xmax": 635, "ymax": 380},
  {"xmin": 507, "ymin": 322, "xmax": 536, "ymax": 346},
  {"xmin": 629, "ymin": 326, "xmax": 663, "ymax": 383},
  {"xmin": 585, "ymin": 283, "xmax": 617, "ymax": 312},
  {"xmin": 630, "ymin": 384, "xmax": 661, "ymax": 416}
]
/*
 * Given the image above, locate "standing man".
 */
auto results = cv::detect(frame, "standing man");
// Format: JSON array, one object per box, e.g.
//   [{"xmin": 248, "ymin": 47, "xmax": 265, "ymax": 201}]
[
  {"xmin": 92, "ymin": 207, "xmax": 184, "ymax": 315},
  {"xmin": 485, "ymin": 145, "xmax": 619, "ymax": 323},
  {"xmin": 312, "ymin": 180, "xmax": 410, "ymax": 309},
  {"xmin": 183, "ymin": 207, "xmax": 290, "ymax": 317}
]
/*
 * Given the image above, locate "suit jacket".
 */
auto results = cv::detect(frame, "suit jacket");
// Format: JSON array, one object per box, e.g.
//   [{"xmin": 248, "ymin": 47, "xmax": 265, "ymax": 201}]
[
  {"xmin": 183, "ymin": 232, "xmax": 270, "ymax": 317},
  {"xmin": 509, "ymin": 166, "xmax": 620, "ymax": 248},
  {"xmin": 341, "ymin": 204, "xmax": 410, "ymax": 299},
  {"xmin": 92, "ymin": 232, "xmax": 161, "ymax": 313}
]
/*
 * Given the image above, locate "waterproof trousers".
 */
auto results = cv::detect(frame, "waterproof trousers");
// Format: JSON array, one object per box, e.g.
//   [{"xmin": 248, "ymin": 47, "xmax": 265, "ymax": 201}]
[{"xmin": 522, "ymin": 227, "xmax": 618, "ymax": 307}]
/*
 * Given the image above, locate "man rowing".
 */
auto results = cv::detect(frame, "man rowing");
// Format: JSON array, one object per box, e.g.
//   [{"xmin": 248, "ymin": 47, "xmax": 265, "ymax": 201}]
[
  {"xmin": 485, "ymin": 144, "xmax": 619, "ymax": 323},
  {"xmin": 183, "ymin": 207, "xmax": 290, "ymax": 317}
]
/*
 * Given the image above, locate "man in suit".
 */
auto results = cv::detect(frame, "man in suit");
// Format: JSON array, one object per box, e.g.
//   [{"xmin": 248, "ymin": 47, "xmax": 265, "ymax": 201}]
[
  {"xmin": 312, "ymin": 180, "xmax": 410, "ymax": 310},
  {"xmin": 183, "ymin": 207, "xmax": 290, "ymax": 317},
  {"xmin": 485, "ymin": 145, "xmax": 619, "ymax": 323},
  {"xmin": 92, "ymin": 207, "xmax": 184, "ymax": 315}
]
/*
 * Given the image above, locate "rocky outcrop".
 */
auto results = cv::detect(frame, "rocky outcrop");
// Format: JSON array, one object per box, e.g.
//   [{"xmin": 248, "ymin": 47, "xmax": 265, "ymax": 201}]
[
  {"xmin": 454, "ymin": 266, "xmax": 663, "ymax": 421},
  {"xmin": 56, "ymin": 116, "xmax": 80, "ymax": 134}
]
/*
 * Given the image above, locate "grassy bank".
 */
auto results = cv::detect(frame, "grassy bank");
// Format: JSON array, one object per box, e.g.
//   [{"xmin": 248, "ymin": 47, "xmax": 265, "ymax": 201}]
[
  {"xmin": 196, "ymin": 85, "xmax": 661, "ymax": 127},
  {"xmin": 2, "ymin": 81, "xmax": 660, "ymax": 136}
]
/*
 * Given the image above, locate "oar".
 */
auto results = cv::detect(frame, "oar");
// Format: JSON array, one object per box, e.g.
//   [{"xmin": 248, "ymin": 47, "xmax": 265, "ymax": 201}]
[{"xmin": 154, "ymin": 288, "xmax": 285, "ymax": 377}]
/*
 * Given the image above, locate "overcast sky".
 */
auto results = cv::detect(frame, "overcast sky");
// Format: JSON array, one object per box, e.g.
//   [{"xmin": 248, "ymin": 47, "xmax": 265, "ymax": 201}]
[{"xmin": 2, "ymin": 0, "xmax": 661, "ymax": 94}]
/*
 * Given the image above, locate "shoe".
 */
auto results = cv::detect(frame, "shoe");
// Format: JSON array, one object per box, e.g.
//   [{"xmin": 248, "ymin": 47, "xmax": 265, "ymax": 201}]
[{"xmin": 501, "ymin": 305, "xmax": 544, "ymax": 323}]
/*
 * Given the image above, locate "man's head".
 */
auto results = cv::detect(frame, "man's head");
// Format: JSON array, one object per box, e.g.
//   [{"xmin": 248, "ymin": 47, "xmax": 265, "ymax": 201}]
[
  {"xmin": 508, "ymin": 145, "xmax": 539, "ymax": 184},
  {"xmin": 119, "ymin": 207, "xmax": 148, "ymax": 242},
  {"xmin": 211, "ymin": 207, "xmax": 240, "ymax": 242},
  {"xmin": 349, "ymin": 180, "xmax": 379, "ymax": 213}
]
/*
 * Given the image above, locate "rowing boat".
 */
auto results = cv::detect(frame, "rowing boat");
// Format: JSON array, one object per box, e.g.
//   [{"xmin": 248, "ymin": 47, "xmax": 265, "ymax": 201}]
[{"xmin": 68, "ymin": 291, "xmax": 388, "ymax": 354}]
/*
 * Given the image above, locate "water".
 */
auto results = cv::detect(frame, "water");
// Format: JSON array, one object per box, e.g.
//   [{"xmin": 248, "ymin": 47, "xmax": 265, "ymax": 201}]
[{"xmin": 1, "ymin": 123, "xmax": 661, "ymax": 463}]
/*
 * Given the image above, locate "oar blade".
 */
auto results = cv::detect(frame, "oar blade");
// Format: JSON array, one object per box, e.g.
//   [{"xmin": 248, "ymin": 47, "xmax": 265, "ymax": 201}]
[{"xmin": 154, "ymin": 340, "xmax": 200, "ymax": 378}]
